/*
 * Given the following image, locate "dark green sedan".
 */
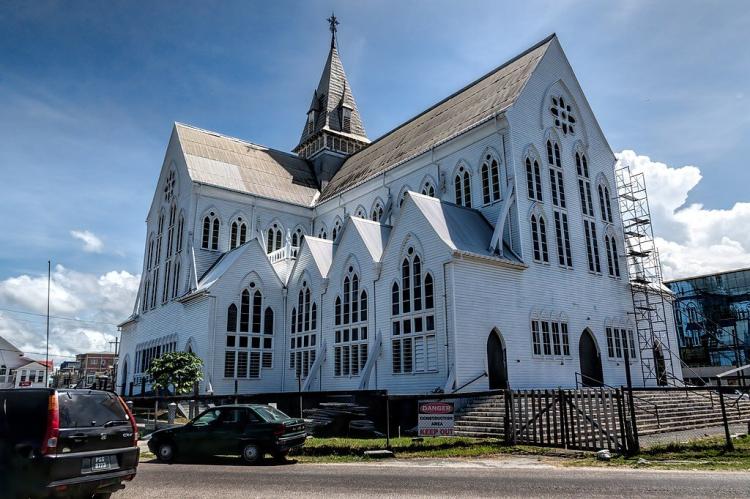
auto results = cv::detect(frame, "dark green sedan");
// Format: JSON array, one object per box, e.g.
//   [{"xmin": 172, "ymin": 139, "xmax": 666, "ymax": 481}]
[{"xmin": 147, "ymin": 404, "xmax": 306, "ymax": 464}]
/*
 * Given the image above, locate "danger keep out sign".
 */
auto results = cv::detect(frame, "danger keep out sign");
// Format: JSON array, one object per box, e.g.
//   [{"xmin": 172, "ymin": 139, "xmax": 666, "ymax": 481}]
[{"xmin": 418, "ymin": 401, "xmax": 454, "ymax": 436}]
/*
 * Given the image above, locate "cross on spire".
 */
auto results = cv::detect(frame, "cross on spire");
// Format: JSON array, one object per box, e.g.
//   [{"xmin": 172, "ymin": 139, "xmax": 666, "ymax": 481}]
[{"xmin": 327, "ymin": 12, "xmax": 339, "ymax": 48}]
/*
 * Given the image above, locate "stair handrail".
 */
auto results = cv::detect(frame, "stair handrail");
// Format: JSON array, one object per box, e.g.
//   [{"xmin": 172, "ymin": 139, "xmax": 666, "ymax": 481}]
[
  {"xmin": 575, "ymin": 371, "xmax": 660, "ymax": 427},
  {"xmin": 453, "ymin": 371, "xmax": 488, "ymax": 393},
  {"xmin": 717, "ymin": 364, "xmax": 750, "ymax": 415}
]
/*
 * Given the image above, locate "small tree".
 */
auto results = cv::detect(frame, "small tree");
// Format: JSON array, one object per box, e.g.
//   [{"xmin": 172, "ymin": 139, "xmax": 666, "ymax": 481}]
[{"xmin": 147, "ymin": 351, "xmax": 204, "ymax": 395}]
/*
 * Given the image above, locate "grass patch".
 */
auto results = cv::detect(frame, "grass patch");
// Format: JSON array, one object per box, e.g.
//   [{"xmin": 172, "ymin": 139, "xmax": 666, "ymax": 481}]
[
  {"xmin": 291, "ymin": 436, "xmax": 556, "ymax": 461},
  {"xmin": 561, "ymin": 435, "xmax": 750, "ymax": 471}
]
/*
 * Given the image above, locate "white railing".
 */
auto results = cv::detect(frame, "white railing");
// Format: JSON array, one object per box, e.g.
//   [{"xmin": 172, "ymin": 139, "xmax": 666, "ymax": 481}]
[{"xmin": 267, "ymin": 245, "xmax": 299, "ymax": 264}]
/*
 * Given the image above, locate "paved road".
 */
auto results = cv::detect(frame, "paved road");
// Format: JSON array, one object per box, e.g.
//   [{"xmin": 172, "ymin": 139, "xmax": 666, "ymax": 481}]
[{"xmin": 116, "ymin": 458, "xmax": 750, "ymax": 498}]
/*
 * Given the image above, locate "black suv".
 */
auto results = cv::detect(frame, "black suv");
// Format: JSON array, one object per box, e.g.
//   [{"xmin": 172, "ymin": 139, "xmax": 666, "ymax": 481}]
[
  {"xmin": 0, "ymin": 388, "xmax": 140, "ymax": 498},
  {"xmin": 148, "ymin": 404, "xmax": 306, "ymax": 464}
]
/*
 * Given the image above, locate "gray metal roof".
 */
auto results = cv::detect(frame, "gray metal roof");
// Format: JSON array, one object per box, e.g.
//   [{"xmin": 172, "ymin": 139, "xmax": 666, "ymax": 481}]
[
  {"xmin": 349, "ymin": 217, "xmax": 391, "ymax": 262},
  {"xmin": 408, "ymin": 191, "xmax": 522, "ymax": 265},
  {"xmin": 175, "ymin": 123, "xmax": 320, "ymax": 207},
  {"xmin": 320, "ymin": 35, "xmax": 556, "ymax": 201},
  {"xmin": 303, "ymin": 236, "xmax": 334, "ymax": 278}
]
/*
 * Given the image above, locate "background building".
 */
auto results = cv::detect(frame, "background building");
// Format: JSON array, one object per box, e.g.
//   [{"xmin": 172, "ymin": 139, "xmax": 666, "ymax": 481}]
[
  {"xmin": 53, "ymin": 360, "xmax": 81, "ymax": 388},
  {"xmin": 75, "ymin": 352, "xmax": 117, "ymax": 387},
  {"xmin": 666, "ymin": 268, "xmax": 750, "ymax": 385}
]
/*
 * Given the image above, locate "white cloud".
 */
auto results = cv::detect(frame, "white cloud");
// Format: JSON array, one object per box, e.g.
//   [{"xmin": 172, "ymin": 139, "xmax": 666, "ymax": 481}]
[
  {"xmin": 70, "ymin": 229, "xmax": 104, "ymax": 253},
  {"xmin": 616, "ymin": 150, "xmax": 750, "ymax": 280},
  {"xmin": 0, "ymin": 265, "xmax": 139, "ymax": 363}
]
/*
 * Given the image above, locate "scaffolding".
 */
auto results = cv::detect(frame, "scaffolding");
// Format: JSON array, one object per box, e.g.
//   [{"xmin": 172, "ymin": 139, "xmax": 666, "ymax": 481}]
[{"xmin": 615, "ymin": 164, "xmax": 677, "ymax": 386}]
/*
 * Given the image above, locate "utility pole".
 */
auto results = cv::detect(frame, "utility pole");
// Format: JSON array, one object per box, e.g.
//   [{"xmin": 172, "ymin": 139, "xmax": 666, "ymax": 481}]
[
  {"xmin": 45, "ymin": 260, "xmax": 51, "ymax": 387},
  {"xmin": 110, "ymin": 336, "xmax": 120, "ymax": 391}
]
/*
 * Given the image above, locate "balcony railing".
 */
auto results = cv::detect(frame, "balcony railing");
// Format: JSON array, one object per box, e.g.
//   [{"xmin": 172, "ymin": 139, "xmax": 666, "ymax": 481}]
[{"xmin": 268, "ymin": 245, "xmax": 299, "ymax": 264}]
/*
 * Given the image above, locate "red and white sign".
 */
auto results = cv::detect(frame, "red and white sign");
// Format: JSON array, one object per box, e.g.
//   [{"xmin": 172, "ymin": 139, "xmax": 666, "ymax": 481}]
[
  {"xmin": 418, "ymin": 400, "xmax": 455, "ymax": 436},
  {"xmin": 19, "ymin": 381, "xmax": 32, "ymax": 387}
]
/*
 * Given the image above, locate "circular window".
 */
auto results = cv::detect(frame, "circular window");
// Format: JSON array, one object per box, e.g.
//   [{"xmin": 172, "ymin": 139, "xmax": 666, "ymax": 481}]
[
  {"xmin": 550, "ymin": 96, "xmax": 576, "ymax": 135},
  {"xmin": 348, "ymin": 266, "xmax": 353, "ymax": 273},
  {"xmin": 249, "ymin": 282, "xmax": 255, "ymax": 288},
  {"xmin": 407, "ymin": 247, "xmax": 414, "ymax": 255}
]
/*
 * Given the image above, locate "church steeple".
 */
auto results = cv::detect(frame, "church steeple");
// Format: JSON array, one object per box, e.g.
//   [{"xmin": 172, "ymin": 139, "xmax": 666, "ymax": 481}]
[{"xmin": 294, "ymin": 14, "xmax": 369, "ymax": 186}]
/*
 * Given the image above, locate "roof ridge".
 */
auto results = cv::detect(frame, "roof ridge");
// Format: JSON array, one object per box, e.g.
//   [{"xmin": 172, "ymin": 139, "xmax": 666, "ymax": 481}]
[
  {"xmin": 175, "ymin": 122, "xmax": 305, "ymax": 162},
  {"xmin": 341, "ymin": 33, "xmax": 556, "ymax": 155}
]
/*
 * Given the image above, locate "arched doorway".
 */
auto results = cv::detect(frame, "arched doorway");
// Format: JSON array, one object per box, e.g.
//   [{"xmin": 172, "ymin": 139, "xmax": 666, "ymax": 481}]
[
  {"xmin": 120, "ymin": 359, "xmax": 128, "ymax": 396},
  {"xmin": 487, "ymin": 330, "xmax": 508, "ymax": 389},
  {"xmin": 578, "ymin": 329, "xmax": 603, "ymax": 387},
  {"xmin": 653, "ymin": 344, "xmax": 667, "ymax": 386}
]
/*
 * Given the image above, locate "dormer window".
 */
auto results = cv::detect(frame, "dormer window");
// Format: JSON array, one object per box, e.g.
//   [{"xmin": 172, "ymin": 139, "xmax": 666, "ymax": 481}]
[
  {"xmin": 306, "ymin": 111, "xmax": 315, "ymax": 135},
  {"xmin": 342, "ymin": 107, "xmax": 352, "ymax": 133}
]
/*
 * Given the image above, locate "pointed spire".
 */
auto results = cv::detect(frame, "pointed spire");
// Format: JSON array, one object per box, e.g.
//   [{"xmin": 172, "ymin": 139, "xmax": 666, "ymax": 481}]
[{"xmin": 294, "ymin": 14, "xmax": 369, "ymax": 164}]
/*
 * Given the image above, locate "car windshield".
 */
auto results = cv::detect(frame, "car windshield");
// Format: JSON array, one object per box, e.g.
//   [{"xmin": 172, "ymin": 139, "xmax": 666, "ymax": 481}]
[
  {"xmin": 253, "ymin": 406, "xmax": 290, "ymax": 422},
  {"xmin": 191, "ymin": 409, "xmax": 220, "ymax": 426}
]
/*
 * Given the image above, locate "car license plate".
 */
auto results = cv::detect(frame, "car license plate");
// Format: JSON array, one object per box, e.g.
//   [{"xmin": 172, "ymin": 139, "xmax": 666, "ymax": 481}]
[{"xmin": 92, "ymin": 455, "xmax": 111, "ymax": 471}]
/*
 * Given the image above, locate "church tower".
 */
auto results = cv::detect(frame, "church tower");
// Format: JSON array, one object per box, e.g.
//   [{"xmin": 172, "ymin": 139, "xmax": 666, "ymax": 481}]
[{"xmin": 293, "ymin": 14, "xmax": 369, "ymax": 187}]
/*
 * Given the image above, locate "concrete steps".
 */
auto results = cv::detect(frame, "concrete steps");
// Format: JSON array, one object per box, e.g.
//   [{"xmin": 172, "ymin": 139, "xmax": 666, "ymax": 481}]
[
  {"xmin": 629, "ymin": 391, "xmax": 750, "ymax": 435},
  {"xmin": 452, "ymin": 390, "xmax": 750, "ymax": 439},
  {"xmin": 454, "ymin": 395, "xmax": 506, "ymax": 438}
]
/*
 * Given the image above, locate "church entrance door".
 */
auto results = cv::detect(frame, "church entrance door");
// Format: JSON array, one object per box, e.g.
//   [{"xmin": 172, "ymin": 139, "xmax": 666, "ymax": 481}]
[
  {"xmin": 578, "ymin": 329, "xmax": 603, "ymax": 387},
  {"xmin": 487, "ymin": 330, "xmax": 508, "ymax": 390}
]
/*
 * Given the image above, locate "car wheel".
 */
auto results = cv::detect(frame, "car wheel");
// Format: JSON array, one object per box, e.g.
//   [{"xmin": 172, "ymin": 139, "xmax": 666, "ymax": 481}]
[
  {"xmin": 157, "ymin": 442, "xmax": 175, "ymax": 463},
  {"xmin": 241, "ymin": 443, "xmax": 261, "ymax": 464}
]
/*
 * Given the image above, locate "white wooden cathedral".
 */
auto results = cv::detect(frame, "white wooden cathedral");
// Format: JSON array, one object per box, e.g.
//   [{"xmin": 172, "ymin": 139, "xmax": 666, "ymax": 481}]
[{"xmin": 118, "ymin": 19, "xmax": 681, "ymax": 395}]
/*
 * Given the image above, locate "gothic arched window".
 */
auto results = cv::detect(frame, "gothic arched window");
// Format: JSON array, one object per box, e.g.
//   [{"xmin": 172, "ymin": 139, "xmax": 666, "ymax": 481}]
[
  {"xmin": 546, "ymin": 140, "xmax": 565, "ymax": 209},
  {"xmin": 525, "ymin": 156, "xmax": 543, "ymax": 201},
  {"xmin": 605, "ymin": 235, "xmax": 621, "ymax": 278},
  {"xmin": 531, "ymin": 214, "xmax": 549, "ymax": 263},
  {"xmin": 454, "ymin": 165, "xmax": 471, "ymax": 207},
  {"xmin": 225, "ymin": 283, "xmax": 273, "ymax": 378},
  {"xmin": 231, "ymin": 217, "xmax": 248, "ymax": 249},
  {"xmin": 391, "ymin": 247, "xmax": 437, "ymax": 374},
  {"xmin": 227, "ymin": 303, "xmax": 237, "ymax": 332},
  {"xmin": 598, "ymin": 184, "xmax": 614, "ymax": 223},
  {"xmin": 290, "ymin": 281, "xmax": 317, "ymax": 379},
  {"xmin": 291, "ymin": 227, "xmax": 304, "ymax": 248},
  {"xmin": 266, "ymin": 223, "xmax": 283, "ymax": 253},
  {"xmin": 371, "ymin": 201, "xmax": 384, "ymax": 222},
  {"xmin": 334, "ymin": 267, "xmax": 369, "ymax": 376},
  {"xmin": 163, "ymin": 169, "xmax": 176, "ymax": 202},
  {"xmin": 481, "ymin": 154, "xmax": 501, "ymax": 205},
  {"xmin": 421, "ymin": 180, "xmax": 435, "ymax": 197},
  {"xmin": 202, "ymin": 211, "xmax": 220, "ymax": 250}
]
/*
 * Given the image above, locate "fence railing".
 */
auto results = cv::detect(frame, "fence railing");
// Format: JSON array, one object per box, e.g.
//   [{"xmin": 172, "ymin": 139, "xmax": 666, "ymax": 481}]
[
  {"xmin": 121, "ymin": 383, "xmax": 750, "ymax": 455},
  {"xmin": 575, "ymin": 372, "xmax": 660, "ymax": 429},
  {"xmin": 506, "ymin": 388, "xmax": 633, "ymax": 453}
]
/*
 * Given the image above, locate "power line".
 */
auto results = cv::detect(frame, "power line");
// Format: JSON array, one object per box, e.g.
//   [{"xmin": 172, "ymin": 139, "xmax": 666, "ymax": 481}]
[
  {"xmin": 0, "ymin": 347, "xmax": 77, "ymax": 359},
  {"xmin": 0, "ymin": 307, "xmax": 119, "ymax": 327},
  {"xmin": 0, "ymin": 317, "xmax": 117, "ymax": 341}
]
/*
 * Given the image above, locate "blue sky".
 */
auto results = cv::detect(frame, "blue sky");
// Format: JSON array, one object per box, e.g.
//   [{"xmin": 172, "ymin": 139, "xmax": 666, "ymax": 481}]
[{"xmin": 0, "ymin": 1, "xmax": 749, "ymax": 357}]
